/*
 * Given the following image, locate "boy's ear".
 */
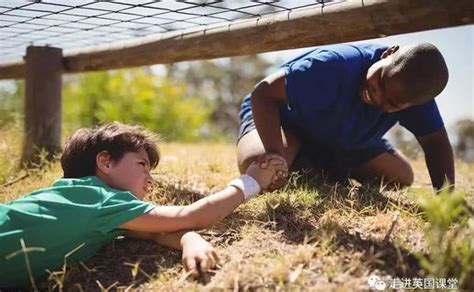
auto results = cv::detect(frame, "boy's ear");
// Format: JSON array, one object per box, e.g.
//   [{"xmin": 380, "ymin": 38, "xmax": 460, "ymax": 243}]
[{"xmin": 96, "ymin": 151, "xmax": 112, "ymax": 173}]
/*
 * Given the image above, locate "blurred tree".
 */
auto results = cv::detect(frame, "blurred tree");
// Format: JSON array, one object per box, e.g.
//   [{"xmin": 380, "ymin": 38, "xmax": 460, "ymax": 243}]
[
  {"xmin": 63, "ymin": 68, "xmax": 211, "ymax": 142},
  {"xmin": 454, "ymin": 119, "xmax": 474, "ymax": 162},
  {"xmin": 166, "ymin": 55, "xmax": 272, "ymax": 140},
  {"xmin": 0, "ymin": 80, "xmax": 23, "ymax": 128}
]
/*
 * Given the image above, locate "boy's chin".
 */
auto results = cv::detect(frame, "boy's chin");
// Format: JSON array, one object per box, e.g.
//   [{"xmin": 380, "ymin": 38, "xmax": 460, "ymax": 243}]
[{"xmin": 132, "ymin": 190, "xmax": 147, "ymax": 199}]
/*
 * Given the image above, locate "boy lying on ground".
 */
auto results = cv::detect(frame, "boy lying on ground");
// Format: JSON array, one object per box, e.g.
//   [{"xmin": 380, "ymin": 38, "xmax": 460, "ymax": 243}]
[{"xmin": 0, "ymin": 122, "xmax": 287, "ymax": 288}]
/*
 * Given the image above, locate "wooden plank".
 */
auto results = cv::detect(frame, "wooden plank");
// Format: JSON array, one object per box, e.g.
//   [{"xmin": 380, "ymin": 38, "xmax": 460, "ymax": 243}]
[
  {"xmin": 21, "ymin": 46, "xmax": 63, "ymax": 166},
  {"xmin": 0, "ymin": 60, "xmax": 23, "ymax": 80},
  {"xmin": 0, "ymin": 0, "xmax": 472, "ymax": 79}
]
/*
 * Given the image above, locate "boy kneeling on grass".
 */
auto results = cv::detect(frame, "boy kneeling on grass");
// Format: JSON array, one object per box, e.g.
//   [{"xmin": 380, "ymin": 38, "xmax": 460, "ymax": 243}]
[{"xmin": 0, "ymin": 122, "xmax": 287, "ymax": 288}]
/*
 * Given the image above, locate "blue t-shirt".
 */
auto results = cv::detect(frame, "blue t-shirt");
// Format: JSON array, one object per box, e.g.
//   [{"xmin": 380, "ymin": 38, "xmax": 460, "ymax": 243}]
[{"xmin": 280, "ymin": 43, "xmax": 444, "ymax": 151}]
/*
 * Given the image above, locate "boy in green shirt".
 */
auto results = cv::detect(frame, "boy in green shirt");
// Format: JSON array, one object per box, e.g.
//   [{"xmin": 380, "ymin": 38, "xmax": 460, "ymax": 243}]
[{"xmin": 0, "ymin": 122, "xmax": 286, "ymax": 288}]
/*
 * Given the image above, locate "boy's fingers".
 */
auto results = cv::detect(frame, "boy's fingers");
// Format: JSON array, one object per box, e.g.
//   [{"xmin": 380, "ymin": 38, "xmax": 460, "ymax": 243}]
[
  {"xmin": 267, "ymin": 156, "xmax": 285, "ymax": 163},
  {"xmin": 268, "ymin": 177, "xmax": 288, "ymax": 191},
  {"xmin": 276, "ymin": 170, "xmax": 288, "ymax": 178},
  {"xmin": 184, "ymin": 258, "xmax": 198, "ymax": 277},
  {"xmin": 262, "ymin": 153, "xmax": 285, "ymax": 160},
  {"xmin": 255, "ymin": 153, "xmax": 288, "ymax": 171},
  {"xmin": 197, "ymin": 265, "xmax": 211, "ymax": 285},
  {"xmin": 267, "ymin": 161, "xmax": 285, "ymax": 168},
  {"xmin": 272, "ymin": 175, "xmax": 279, "ymax": 184},
  {"xmin": 205, "ymin": 251, "xmax": 217, "ymax": 268},
  {"xmin": 267, "ymin": 161, "xmax": 286, "ymax": 168},
  {"xmin": 256, "ymin": 154, "xmax": 269, "ymax": 163},
  {"xmin": 200, "ymin": 257, "xmax": 210, "ymax": 272},
  {"xmin": 257, "ymin": 153, "xmax": 286, "ymax": 164},
  {"xmin": 211, "ymin": 250, "xmax": 220, "ymax": 265}
]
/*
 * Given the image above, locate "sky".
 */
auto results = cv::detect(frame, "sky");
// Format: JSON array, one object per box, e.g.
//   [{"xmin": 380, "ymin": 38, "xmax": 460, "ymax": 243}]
[{"xmin": 259, "ymin": 25, "xmax": 473, "ymax": 136}]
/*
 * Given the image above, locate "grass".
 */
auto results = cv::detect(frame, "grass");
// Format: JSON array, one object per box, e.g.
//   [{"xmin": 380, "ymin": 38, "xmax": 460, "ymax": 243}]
[{"xmin": 1, "ymin": 126, "xmax": 473, "ymax": 291}]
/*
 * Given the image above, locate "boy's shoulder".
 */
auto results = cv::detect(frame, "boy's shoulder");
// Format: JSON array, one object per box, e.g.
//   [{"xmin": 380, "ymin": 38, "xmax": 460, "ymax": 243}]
[
  {"xmin": 11, "ymin": 176, "xmax": 130, "ymax": 205},
  {"xmin": 48, "ymin": 176, "xmax": 135, "ymax": 201},
  {"xmin": 319, "ymin": 43, "xmax": 388, "ymax": 56},
  {"xmin": 281, "ymin": 43, "xmax": 388, "ymax": 68},
  {"xmin": 52, "ymin": 176, "xmax": 110, "ymax": 189}
]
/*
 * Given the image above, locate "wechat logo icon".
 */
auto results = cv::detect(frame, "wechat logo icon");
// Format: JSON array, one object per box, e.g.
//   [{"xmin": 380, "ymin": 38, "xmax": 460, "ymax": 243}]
[{"xmin": 368, "ymin": 275, "xmax": 386, "ymax": 290}]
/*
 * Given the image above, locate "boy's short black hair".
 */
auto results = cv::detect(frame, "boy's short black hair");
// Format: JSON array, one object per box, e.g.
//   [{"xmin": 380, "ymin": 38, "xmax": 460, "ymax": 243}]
[
  {"xmin": 61, "ymin": 122, "xmax": 160, "ymax": 178},
  {"xmin": 391, "ymin": 43, "xmax": 449, "ymax": 104}
]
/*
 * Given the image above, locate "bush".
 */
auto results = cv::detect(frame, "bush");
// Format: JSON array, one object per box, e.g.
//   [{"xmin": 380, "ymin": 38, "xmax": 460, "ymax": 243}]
[
  {"xmin": 63, "ymin": 69, "xmax": 217, "ymax": 142},
  {"xmin": 416, "ymin": 187, "xmax": 474, "ymax": 289}
]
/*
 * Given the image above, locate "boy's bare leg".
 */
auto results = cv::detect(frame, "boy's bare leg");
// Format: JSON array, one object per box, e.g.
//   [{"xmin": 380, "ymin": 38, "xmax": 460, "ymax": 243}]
[
  {"xmin": 237, "ymin": 128, "xmax": 301, "ymax": 174},
  {"xmin": 351, "ymin": 149, "xmax": 414, "ymax": 187}
]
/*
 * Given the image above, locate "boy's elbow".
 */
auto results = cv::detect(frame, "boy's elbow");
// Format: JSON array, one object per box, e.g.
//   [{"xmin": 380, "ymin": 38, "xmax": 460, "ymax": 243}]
[
  {"xmin": 251, "ymin": 78, "xmax": 287, "ymax": 106},
  {"xmin": 251, "ymin": 81, "xmax": 269, "ymax": 104}
]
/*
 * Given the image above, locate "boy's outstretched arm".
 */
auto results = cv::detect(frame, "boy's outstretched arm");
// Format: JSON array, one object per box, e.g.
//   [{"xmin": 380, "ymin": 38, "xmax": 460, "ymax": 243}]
[
  {"xmin": 120, "ymin": 155, "xmax": 286, "ymax": 233},
  {"xmin": 416, "ymin": 127, "xmax": 455, "ymax": 190},
  {"xmin": 251, "ymin": 69, "xmax": 289, "ymax": 156}
]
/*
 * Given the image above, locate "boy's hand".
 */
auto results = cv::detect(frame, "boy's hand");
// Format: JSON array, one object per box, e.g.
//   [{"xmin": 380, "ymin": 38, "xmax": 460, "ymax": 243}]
[
  {"xmin": 246, "ymin": 153, "xmax": 288, "ymax": 191},
  {"xmin": 181, "ymin": 232, "xmax": 219, "ymax": 277}
]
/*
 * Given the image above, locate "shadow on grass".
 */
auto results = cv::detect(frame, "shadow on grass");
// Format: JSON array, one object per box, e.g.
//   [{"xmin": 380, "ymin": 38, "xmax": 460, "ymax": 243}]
[
  {"xmin": 252, "ymin": 169, "xmax": 425, "ymax": 278},
  {"xmin": 295, "ymin": 168, "xmax": 420, "ymax": 211},
  {"xmin": 205, "ymin": 169, "xmax": 420, "ymax": 245},
  {"xmin": 40, "ymin": 237, "xmax": 181, "ymax": 291},
  {"xmin": 252, "ymin": 170, "xmax": 396, "ymax": 242},
  {"xmin": 323, "ymin": 220, "xmax": 424, "ymax": 278}
]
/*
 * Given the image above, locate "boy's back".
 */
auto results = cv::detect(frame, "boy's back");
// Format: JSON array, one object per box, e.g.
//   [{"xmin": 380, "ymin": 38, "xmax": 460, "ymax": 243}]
[
  {"xmin": 0, "ymin": 176, "xmax": 153, "ymax": 287},
  {"xmin": 278, "ymin": 43, "xmax": 443, "ymax": 151}
]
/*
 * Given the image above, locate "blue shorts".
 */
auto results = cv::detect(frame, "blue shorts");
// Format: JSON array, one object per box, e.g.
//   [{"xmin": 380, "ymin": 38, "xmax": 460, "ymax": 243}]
[{"xmin": 238, "ymin": 94, "xmax": 395, "ymax": 177}]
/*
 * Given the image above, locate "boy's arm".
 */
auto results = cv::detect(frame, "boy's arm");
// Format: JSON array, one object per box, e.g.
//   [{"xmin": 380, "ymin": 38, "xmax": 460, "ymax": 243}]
[
  {"xmin": 120, "ymin": 157, "xmax": 286, "ymax": 233},
  {"xmin": 126, "ymin": 230, "xmax": 208, "ymax": 251},
  {"xmin": 119, "ymin": 188, "xmax": 242, "ymax": 233},
  {"xmin": 251, "ymin": 69, "xmax": 289, "ymax": 156},
  {"xmin": 126, "ymin": 229, "xmax": 191, "ymax": 250},
  {"xmin": 416, "ymin": 127, "xmax": 455, "ymax": 190}
]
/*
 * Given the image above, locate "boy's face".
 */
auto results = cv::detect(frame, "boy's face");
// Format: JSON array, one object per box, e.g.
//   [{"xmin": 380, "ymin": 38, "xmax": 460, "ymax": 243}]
[
  {"xmin": 98, "ymin": 148, "xmax": 154, "ymax": 199},
  {"xmin": 360, "ymin": 46, "xmax": 414, "ymax": 113}
]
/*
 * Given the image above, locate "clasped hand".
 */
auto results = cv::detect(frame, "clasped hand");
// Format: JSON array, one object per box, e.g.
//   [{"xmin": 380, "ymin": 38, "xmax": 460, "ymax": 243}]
[{"xmin": 246, "ymin": 153, "xmax": 289, "ymax": 191}]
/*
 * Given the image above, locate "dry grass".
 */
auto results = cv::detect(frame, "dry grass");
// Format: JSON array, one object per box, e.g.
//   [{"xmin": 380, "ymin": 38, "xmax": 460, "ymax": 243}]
[{"xmin": 1, "ymin": 128, "xmax": 473, "ymax": 291}]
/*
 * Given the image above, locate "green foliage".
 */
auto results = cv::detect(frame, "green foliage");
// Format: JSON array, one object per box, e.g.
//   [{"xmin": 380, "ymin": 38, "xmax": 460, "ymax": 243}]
[
  {"xmin": 1, "ymin": 56, "xmax": 273, "ymax": 142},
  {"xmin": 63, "ymin": 68, "xmax": 213, "ymax": 142},
  {"xmin": 454, "ymin": 119, "xmax": 474, "ymax": 161},
  {"xmin": 166, "ymin": 55, "xmax": 272, "ymax": 139},
  {"xmin": 0, "ymin": 80, "xmax": 23, "ymax": 129},
  {"xmin": 416, "ymin": 187, "xmax": 474, "ymax": 288}
]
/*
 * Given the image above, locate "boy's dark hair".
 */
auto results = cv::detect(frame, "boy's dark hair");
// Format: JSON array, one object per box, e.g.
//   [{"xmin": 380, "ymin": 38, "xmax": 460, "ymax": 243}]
[
  {"xmin": 391, "ymin": 43, "xmax": 449, "ymax": 104},
  {"xmin": 61, "ymin": 122, "xmax": 160, "ymax": 178}
]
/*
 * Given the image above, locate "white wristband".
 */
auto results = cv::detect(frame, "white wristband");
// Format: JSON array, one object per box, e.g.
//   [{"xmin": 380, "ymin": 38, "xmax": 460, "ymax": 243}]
[{"xmin": 227, "ymin": 174, "xmax": 261, "ymax": 200}]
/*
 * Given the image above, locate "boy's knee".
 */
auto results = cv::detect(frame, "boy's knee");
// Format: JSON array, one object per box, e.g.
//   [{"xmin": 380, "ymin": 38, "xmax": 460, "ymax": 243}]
[
  {"xmin": 393, "ymin": 160, "xmax": 414, "ymax": 187},
  {"xmin": 238, "ymin": 155, "xmax": 259, "ymax": 174},
  {"xmin": 236, "ymin": 130, "xmax": 266, "ymax": 174}
]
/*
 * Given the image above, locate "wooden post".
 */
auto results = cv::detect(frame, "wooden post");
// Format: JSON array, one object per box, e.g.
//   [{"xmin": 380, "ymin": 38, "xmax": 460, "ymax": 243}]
[{"xmin": 21, "ymin": 46, "xmax": 63, "ymax": 167}]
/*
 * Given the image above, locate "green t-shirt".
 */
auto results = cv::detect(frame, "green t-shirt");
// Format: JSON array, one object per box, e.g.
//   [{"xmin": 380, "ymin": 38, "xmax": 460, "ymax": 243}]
[{"xmin": 0, "ymin": 176, "xmax": 154, "ymax": 288}]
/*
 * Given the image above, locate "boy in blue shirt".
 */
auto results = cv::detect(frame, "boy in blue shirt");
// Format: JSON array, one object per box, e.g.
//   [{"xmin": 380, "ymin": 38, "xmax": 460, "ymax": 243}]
[
  {"xmin": 1, "ymin": 122, "xmax": 286, "ymax": 288},
  {"xmin": 237, "ymin": 43, "xmax": 454, "ymax": 190}
]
